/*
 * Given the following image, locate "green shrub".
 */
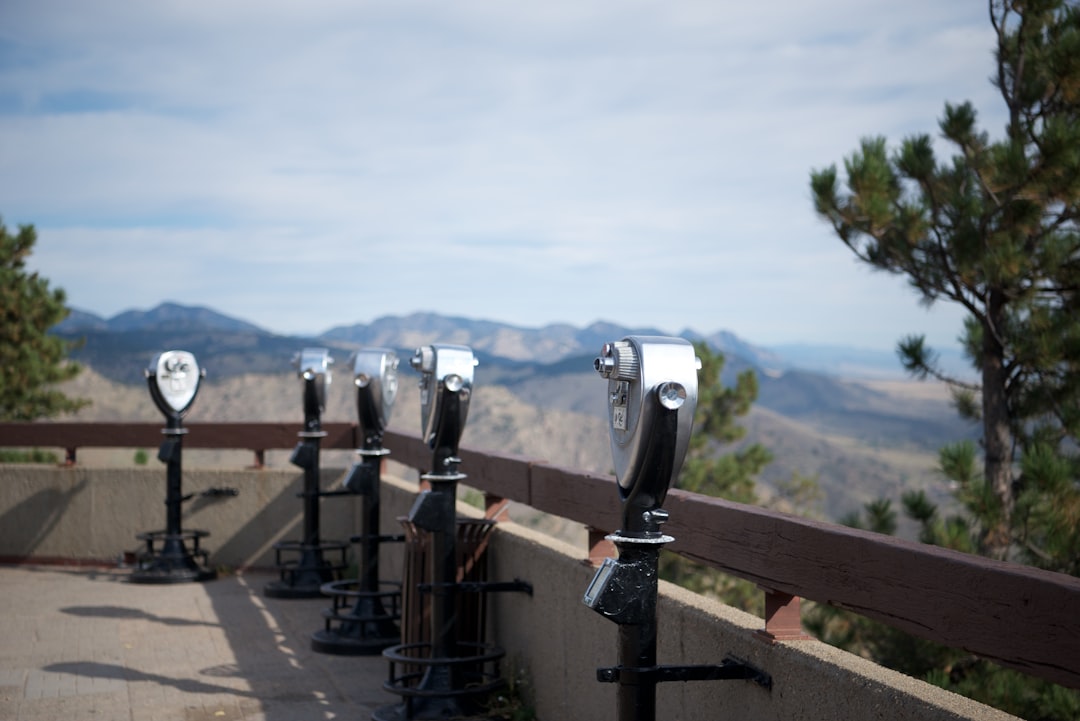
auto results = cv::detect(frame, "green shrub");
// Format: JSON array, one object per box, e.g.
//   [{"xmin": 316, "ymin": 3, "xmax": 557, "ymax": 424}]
[{"xmin": 0, "ymin": 448, "xmax": 60, "ymax": 464}]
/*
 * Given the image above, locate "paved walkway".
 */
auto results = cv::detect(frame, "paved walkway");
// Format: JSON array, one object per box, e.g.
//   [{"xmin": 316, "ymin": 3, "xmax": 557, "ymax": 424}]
[{"xmin": 0, "ymin": 564, "xmax": 400, "ymax": 721}]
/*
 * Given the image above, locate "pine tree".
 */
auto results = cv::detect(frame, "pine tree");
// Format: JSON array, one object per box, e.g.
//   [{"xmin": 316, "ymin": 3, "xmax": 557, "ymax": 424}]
[
  {"xmin": 0, "ymin": 217, "xmax": 90, "ymax": 421},
  {"xmin": 677, "ymin": 340, "xmax": 772, "ymax": 504},
  {"xmin": 810, "ymin": 0, "xmax": 1080, "ymax": 569},
  {"xmin": 808, "ymin": 3, "xmax": 1080, "ymax": 716}
]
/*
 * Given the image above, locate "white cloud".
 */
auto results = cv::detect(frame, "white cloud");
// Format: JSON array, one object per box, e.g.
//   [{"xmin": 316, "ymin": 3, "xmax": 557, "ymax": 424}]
[{"xmin": 1, "ymin": 0, "xmax": 1005, "ymax": 350}]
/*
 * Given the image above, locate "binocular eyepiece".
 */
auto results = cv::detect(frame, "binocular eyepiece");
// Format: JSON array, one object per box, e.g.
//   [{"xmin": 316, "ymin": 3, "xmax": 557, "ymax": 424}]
[
  {"xmin": 293, "ymin": 348, "xmax": 333, "ymax": 425},
  {"xmin": 594, "ymin": 336, "xmax": 699, "ymax": 536},
  {"xmin": 351, "ymin": 348, "xmax": 399, "ymax": 449},
  {"xmin": 411, "ymin": 344, "xmax": 477, "ymax": 473},
  {"xmin": 146, "ymin": 350, "xmax": 204, "ymax": 423},
  {"xmin": 588, "ymin": 337, "xmax": 771, "ymax": 718}
]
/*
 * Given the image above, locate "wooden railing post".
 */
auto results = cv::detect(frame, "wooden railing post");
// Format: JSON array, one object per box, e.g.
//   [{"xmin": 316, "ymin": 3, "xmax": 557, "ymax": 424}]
[
  {"xmin": 756, "ymin": 588, "xmax": 812, "ymax": 643},
  {"xmin": 485, "ymin": 493, "xmax": 510, "ymax": 522},
  {"xmin": 586, "ymin": 527, "xmax": 615, "ymax": 567}
]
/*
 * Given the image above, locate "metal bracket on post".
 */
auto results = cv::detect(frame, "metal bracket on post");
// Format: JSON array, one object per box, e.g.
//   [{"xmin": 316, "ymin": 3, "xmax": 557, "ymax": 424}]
[{"xmin": 597, "ymin": 654, "xmax": 772, "ymax": 690}]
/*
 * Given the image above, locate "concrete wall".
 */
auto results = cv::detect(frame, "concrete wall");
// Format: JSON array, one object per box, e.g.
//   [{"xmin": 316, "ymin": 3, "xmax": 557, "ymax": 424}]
[
  {"xmin": 479, "ymin": 517, "xmax": 1019, "ymax": 721},
  {"xmin": 0, "ymin": 466, "xmax": 1018, "ymax": 721},
  {"xmin": 0, "ymin": 464, "xmax": 414, "ymax": 571},
  {"xmin": 378, "ymin": 475, "xmax": 1018, "ymax": 721}
]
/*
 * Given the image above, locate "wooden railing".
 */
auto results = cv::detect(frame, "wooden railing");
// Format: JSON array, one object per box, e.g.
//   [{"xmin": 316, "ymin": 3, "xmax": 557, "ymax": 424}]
[{"xmin": 2, "ymin": 421, "xmax": 1079, "ymax": 690}]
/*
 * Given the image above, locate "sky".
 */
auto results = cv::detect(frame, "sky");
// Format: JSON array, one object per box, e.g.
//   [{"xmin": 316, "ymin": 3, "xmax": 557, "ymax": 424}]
[{"xmin": 0, "ymin": 1, "xmax": 1007, "ymax": 352}]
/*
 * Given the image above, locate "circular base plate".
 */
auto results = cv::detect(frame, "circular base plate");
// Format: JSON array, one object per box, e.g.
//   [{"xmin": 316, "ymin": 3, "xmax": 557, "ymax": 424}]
[
  {"xmin": 130, "ymin": 567, "xmax": 217, "ymax": 585},
  {"xmin": 311, "ymin": 628, "xmax": 398, "ymax": 656},
  {"xmin": 263, "ymin": 580, "xmax": 326, "ymax": 599},
  {"xmin": 372, "ymin": 701, "xmax": 493, "ymax": 721}
]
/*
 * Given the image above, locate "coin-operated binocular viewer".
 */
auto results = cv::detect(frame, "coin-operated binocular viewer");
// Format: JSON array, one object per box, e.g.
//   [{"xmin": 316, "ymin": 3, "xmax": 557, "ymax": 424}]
[
  {"xmin": 312, "ymin": 348, "xmax": 405, "ymax": 655},
  {"xmin": 131, "ymin": 350, "xmax": 216, "ymax": 584},
  {"xmin": 584, "ymin": 337, "xmax": 770, "ymax": 721},
  {"xmin": 375, "ymin": 344, "xmax": 531, "ymax": 721},
  {"xmin": 265, "ymin": 348, "xmax": 350, "ymax": 599}
]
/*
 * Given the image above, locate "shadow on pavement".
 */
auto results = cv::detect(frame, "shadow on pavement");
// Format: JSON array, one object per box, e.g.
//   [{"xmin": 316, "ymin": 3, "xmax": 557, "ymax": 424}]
[
  {"xmin": 44, "ymin": 661, "xmax": 254, "ymax": 698},
  {"xmin": 198, "ymin": 571, "xmax": 397, "ymax": 719},
  {"xmin": 60, "ymin": 605, "xmax": 219, "ymax": 627}
]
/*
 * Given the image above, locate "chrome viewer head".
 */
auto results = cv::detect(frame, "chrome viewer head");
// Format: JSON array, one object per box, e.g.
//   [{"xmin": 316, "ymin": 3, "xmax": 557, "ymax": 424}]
[
  {"xmin": 293, "ymin": 347, "xmax": 333, "ymax": 421},
  {"xmin": 410, "ymin": 344, "xmax": 477, "ymax": 466},
  {"xmin": 594, "ymin": 336, "xmax": 699, "ymax": 535},
  {"xmin": 351, "ymin": 347, "xmax": 399, "ymax": 446},
  {"xmin": 146, "ymin": 350, "xmax": 204, "ymax": 422}
]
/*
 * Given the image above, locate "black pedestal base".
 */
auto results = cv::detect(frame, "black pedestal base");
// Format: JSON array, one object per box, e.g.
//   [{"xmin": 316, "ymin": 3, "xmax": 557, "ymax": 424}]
[
  {"xmin": 311, "ymin": 579, "xmax": 401, "ymax": 656},
  {"xmin": 311, "ymin": 627, "xmax": 398, "ymax": 656},
  {"xmin": 130, "ymin": 530, "xmax": 216, "ymax": 585},
  {"xmin": 130, "ymin": 563, "xmax": 217, "ymax": 584},
  {"xmin": 263, "ymin": 541, "xmax": 347, "ymax": 599},
  {"xmin": 263, "ymin": 578, "xmax": 329, "ymax": 599},
  {"xmin": 374, "ymin": 643, "xmax": 506, "ymax": 721},
  {"xmin": 372, "ymin": 683, "xmax": 487, "ymax": 721}
]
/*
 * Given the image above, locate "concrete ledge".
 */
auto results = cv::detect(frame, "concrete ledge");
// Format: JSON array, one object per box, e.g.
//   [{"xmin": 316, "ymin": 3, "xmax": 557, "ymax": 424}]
[{"xmin": 464, "ymin": 488, "xmax": 1021, "ymax": 721}]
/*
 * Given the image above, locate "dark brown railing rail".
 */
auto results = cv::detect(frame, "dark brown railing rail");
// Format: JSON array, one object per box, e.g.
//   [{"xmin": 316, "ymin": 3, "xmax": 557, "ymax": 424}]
[{"xmin": 2, "ymin": 421, "xmax": 1079, "ymax": 690}]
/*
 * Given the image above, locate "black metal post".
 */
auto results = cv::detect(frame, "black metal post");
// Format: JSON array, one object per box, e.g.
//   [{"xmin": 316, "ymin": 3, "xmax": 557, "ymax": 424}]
[
  {"xmin": 284, "ymin": 428, "xmax": 337, "ymax": 593},
  {"xmin": 590, "ymin": 524, "xmax": 772, "ymax": 721},
  {"xmin": 165, "ymin": 425, "xmax": 183, "ymax": 539},
  {"xmin": 131, "ymin": 416, "xmax": 215, "ymax": 584},
  {"xmin": 313, "ymin": 347, "xmax": 404, "ymax": 653},
  {"xmin": 266, "ymin": 361, "xmax": 347, "ymax": 599},
  {"xmin": 373, "ymin": 461, "xmax": 475, "ymax": 721},
  {"xmin": 299, "ymin": 405, "xmax": 327, "ymax": 570},
  {"xmin": 612, "ymin": 538, "xmax": 663, "ymax": 721},
  {"xmin": 586, "ymin": 337, "xmax": 771, "ymax": 721},
  {"xmin": 311, "ymin": 448, "xmax": 402, "ymax": 654},
  {"xmin": 423, "ymin": 473, "xmax": 463, "ymax": 689},
  {"xmin": 359, "ymin": 459, "xmax": 383, "ymax": 590},
  {"xmin": 304, "ymin": 449, "xmax": 320, "ymax": 549},
  {"xmin": 376, "ymin": 344, "xmax": 514, "ymax": 721}
]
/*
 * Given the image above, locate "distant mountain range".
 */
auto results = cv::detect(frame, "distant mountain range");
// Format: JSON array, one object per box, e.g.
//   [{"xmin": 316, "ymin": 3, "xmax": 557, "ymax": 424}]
[
  {"xmin": 56, "ymin": 301, "xmax": 966, "ymax": 379},
  {"xmin": 60, "ymin": 303, "xmax": 264, "ymax": 334},
  {"xmin": 50, "ymin": 301, "xmax": 977, "ymax": 525}
]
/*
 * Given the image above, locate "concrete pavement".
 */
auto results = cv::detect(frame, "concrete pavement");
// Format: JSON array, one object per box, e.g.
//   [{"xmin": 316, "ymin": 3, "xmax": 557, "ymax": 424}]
[{"xmin": 0, "ymin": 564, "xmax": 401, "ymax": 721}]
